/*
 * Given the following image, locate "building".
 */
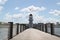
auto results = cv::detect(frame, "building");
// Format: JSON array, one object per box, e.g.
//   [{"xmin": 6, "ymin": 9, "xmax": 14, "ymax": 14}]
[{"xmin": 29, "ymin": 14, "xmax": 33, "ymax": 28}]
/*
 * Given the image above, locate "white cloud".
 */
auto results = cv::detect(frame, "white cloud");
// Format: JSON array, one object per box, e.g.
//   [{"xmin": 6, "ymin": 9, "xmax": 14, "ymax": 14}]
[
  {"xmin": 20, "ymin": 12, "xmax": 46, "ymax": 23},
  {"xmin": 3, "ymin": 12, "xmax": 45, "ymax": 23},
  {"xmin": 0, "ymin": 0, "xmax": 8, "ymax": 12},
  {"xmin": 0, "ymin": 6, "xmax": 3, "ymax": 11},
  {"xmin": 56, "ymin": 2, "xmax": 60, "ymax": 5},
  {"xmin": 3, "ymin": 5, "xmax": 59, "ymax": 23},
  {"xmin": 20, "ymin": 5, "xmax": 46, "ymax": 13},
  {"xmin": 3, "ymin": 12, "xmax": 60, "ymax": 23},
  {"xmin": 34, "ymin": 16, "xmax": 44, "ymax": 23},
  {"xmin": 47, "ymin": 17, "xmax": 60, "ymax": 23},
  {"xmin": 15, "ymin": 7, "xmax": 20, "ymax": 10},
  {"xmin": 18, "ymin": 5, "xmax": 46, "ymax": 23},
  {"xmin": 13, "ymin": 14, "xmax": 23, "ymax": 19},
  {"xmin": 49, "ymin": 9, "xmax": 60, "ymax": 16},
  {"xmin": 4, "ymin": 13, "xmax": 12, "ymax": 22},
  {"xmin": 4, "ymin": 13, "xmax": 23, "ymax": 22},
  {"xmin": 0, "ymin": 0, "xmax": 8, "ymax": 5}
]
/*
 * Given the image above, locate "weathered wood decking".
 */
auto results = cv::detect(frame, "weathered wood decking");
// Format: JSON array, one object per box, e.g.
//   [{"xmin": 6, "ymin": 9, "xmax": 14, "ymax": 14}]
[{"xmin": 10, "ymin": 28, "xmax": 60, "ymax": 40}]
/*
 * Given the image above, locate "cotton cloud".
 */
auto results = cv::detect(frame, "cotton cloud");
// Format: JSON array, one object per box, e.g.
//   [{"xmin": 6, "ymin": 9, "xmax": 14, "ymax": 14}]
[
  {"xmin": 0, "ymin": 0, "xmax": 8, "ymax": 12},
  {"xmin": 0, "ymin": 6, "xmax": 3, "ymax": 11},
  {"xmin": 3, "ymin": 5, "xmax": 59, "ymax": 23},
  {"xmin": 0, "ymin": 0, "xmax": 8, "ymax": 5},
  {"xmin": 18, "ymin": 5, "xmax": 47, "ymax": 23},
  {"xmin": 3, "ymin": 12, "xmax": 46, "ymax": 23},
  {"xmin": 34, "ymin": 15, "xmax": 44, "ymax": 23},
  {"xmin": 47, "ymin": 17, "xmax": 60, "ymax": 23},
  {"xmin": 15, "ymin": 7, "xmax": 20, "ymax": 10},
  {"xmin": 56, "ymin": 2, "xmax": 60, "ymax": 5},
  {"xmin": 25, "ymin": 12, "xmax": 44, "ymax": 23},
  {"xmin": 20, "ymin": 5, "xmax": 46, "ymax": 13},
  {"xmin": 4, "ymin": 13, "xmax": 23, "ymax": 22},
  {"xmin": 4, "ymin": 13, "xmax": 12, "ymax": 22},
  {"xmin": 49, "ymin": 9, "xmax": 60, "ymax": 16},
  {"xmin": 13, "ymin": 14, "xmax": 23, "ymax": 19},
  {"xmin": 4, "ymin": 12, "xmax": 59, "ymax": 23}
]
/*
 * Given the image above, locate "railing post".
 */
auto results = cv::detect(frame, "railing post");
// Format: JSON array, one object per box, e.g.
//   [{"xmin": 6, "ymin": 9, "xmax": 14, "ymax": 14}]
[
  {"xmin": 21, "ymin": 24, "xmax": 23, "ymax": 32},
  {"xmin": 23, "ymin": 24, "xmax": 25, "ymax": 31},
  {"xmin": 50, "ymin": 23, "xmax": 54, "ymax": 35},
  {"xmin": 24, "ymin": 25, "xmax": 27, "ymax": 30},
  {"xmin": 23, "ymin": 24, "xmax": 24, "ymax": 31},
  {"xmin": 38, "ymin": 23, "xmax": 41, "ymax": 30},
  {"xmin": 25, "ymin": 25, "xmax": 29, "ymax": 29},
  {"xmin": 22, "ymin": 24, "xmax": 24, "ymax": 31},
  {"xmin": 16, "ymin": 23, "xmax": 19, "ymax": 35},
  {"xmin": 20, "ymin": 24, "xmax": 22, "ymax": 32},
  {"xmin": 45, "ymin": 24, "xmax": 48, "ymax": 33},
  {"xmin": 24, "ymin": 25, "xmax": 26, "ymax": 30},
  {"xmin": 20, "ymin": 24, "xmax": 23, "ymax": 32},
  {"xmin": 8, "ymin": 22, "xmax": 13, "ymax": 40},
  {"xmin": 40, "ymin": 25, "xmax": 42, "ymax": 30},
  {"xmin": 42, "ymin": 24, "xmax": 44, "ymax": 31}
]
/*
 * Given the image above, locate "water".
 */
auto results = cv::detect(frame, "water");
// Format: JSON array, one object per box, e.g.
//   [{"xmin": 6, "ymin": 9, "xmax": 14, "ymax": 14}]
[
  {"xmin": 55, "ymin": 28, "xmax": 60, "ymax": 35},
  {"xmin": 0, "ymin": 27, "xmax": 17, "ymax": 40},
  {"xmin": 48, "ymin": 28, "xmax": 60, "ymax": 35},
  {"xmin": 0, "ymin": 28, "xmax": 8, "ymax": 40},
  {"xmin": 0, "ymin": 27, "xmax": 60, "ymax": 40}
]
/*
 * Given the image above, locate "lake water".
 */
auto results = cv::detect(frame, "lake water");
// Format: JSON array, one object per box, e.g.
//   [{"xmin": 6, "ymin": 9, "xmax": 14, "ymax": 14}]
[
  {"xmin": 47, "ymin": 28, "xmax": 60, "ymax": 35},
  {"xmin": 0, "ymin": 27, "xmax": 60, "ymax": 40},
  {"xmin": 0, "ymin": 28, "xmax": 17, "ymax": 40}
]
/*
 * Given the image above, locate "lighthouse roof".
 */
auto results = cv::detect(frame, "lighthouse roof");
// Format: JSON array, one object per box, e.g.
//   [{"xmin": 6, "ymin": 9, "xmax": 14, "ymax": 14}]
[{"xmin": 29, "ymin": 14, "xmax": 32, "ymax": 16}]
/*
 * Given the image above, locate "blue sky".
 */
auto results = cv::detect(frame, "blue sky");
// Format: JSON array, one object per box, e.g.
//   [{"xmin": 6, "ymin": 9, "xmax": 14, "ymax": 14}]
[{"xmin": 0, "ymin": 0, "xmax": 60, "ymax": 23}]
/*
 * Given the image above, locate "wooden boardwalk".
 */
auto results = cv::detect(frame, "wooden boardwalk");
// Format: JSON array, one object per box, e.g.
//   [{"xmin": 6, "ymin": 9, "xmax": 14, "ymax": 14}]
[{"xmin": 10, "ymin": 28, "xmax": 60, "ymax": 40}]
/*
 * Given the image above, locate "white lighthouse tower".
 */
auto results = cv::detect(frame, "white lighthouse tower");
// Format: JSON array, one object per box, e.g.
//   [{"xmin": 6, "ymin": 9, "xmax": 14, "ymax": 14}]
[{"xmin": 29, "ymin": 14, "xmax": 33, "ymax": 28}]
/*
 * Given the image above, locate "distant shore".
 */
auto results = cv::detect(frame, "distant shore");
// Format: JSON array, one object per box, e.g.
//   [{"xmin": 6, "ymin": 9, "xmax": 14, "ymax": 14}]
[
  {"xmin": 0, "ymin": 24, "xmax": 17, "ymax": 28},
  {"xmin": 0, "ymin": 24, "xmax": 60, "ymax": 28}
]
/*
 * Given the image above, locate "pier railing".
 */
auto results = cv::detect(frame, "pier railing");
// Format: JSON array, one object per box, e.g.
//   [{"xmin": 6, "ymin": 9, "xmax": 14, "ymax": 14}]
[
  {"xmin": 0, "ymin": 22, "xmax": 60, "ymax": 40},
  {"xmin": 8, "ymin": 22, "xmax": 29, "ymax": 40},
  {"xmin": 0, "ymin": 22, "xmax": 29, "ymax": 40},
  {"xmin": 35, "ymin": 23, "xmax": 60, "ymax": 37}
]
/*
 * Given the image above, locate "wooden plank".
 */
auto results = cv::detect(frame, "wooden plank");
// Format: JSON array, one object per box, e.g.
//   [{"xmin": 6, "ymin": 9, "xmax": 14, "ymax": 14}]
[{"xmin": 10, "ymin": 28, "xmax": 60, "ymax": 40}]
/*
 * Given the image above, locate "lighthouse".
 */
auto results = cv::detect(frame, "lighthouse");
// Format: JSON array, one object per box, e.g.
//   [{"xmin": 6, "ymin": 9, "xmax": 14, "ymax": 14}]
[{"xmin": 29, "ymin": 14, "xmax": 33, "ymax": 28}]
